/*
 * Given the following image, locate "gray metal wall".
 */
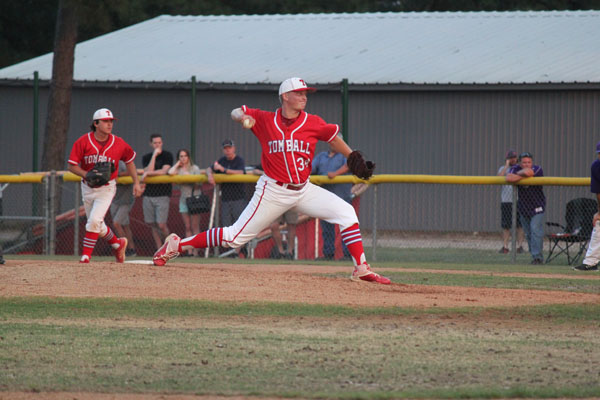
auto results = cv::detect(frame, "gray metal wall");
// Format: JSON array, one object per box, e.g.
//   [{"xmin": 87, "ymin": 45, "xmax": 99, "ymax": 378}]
[{"xmin": 1, "ymin": 83, "xmax": 598, "ymax": 232}]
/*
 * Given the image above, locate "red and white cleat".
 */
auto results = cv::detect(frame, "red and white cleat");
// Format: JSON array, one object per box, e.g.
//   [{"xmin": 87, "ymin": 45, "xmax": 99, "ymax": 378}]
[
  {"xmin": 80, "ymin": 255, "xmax": 90, "ymax": 264},
  {"xmin": 114, "ymin": 237, "xmax": 128, "ymax": 263},
  {"xmin": 153, "ymin": 233, "xmax": 181, "ymax": 266},
  {"xmin": 351, "ymin": 263, "xmax": 391, "ymax": 285}
]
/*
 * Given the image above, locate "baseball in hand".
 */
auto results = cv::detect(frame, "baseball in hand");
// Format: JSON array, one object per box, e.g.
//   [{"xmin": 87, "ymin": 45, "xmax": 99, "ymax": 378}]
[{"xmin": 242, "ymin": 118, "xmax": 254, "ymax": 129}]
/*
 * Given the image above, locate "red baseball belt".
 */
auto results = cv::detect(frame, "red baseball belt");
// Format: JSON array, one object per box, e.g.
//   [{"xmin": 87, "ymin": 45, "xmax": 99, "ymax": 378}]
[{"xmin": 275, "ymin": 181, "xmax": 306, "ymax": 191}]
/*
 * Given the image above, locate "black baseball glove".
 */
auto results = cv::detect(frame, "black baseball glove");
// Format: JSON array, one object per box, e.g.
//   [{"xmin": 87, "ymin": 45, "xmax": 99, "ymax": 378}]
[
  {"xmin": 85, "ymin": 161, "xmax": 115, "ymax": 188},
  {"xmin": 347, "ymin": 150, "xmax": 375, "ymax": 180}
]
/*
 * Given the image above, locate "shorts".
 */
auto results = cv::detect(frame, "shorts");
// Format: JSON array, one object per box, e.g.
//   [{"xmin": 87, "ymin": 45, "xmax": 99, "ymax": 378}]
[
  {"xmin": 179, "ymin": 198, "xmax": 189, "ymax": 214},
  {"xmin": 110, "ymin": 203, "xmax": 132, "ymax": 225},
  {"xmin": 278, "ymin": 209, "xmax": 299, "ymax": 224},
  {"xmin": 501, "ymin": 202, "xmax": 521, "ymax": 229},
  {"xmin": 143, "ymin": 196, "xmax": 170, "ymax": 224}
]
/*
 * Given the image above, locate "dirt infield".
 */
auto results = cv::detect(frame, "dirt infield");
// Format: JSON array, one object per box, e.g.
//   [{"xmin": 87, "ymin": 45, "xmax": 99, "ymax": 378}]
[{"xmin": 1, "ymin": 259, "xmax": 598, "ymax": 308}]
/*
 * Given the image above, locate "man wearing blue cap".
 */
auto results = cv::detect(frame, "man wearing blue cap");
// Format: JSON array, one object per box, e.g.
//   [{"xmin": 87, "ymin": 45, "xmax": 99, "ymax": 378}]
[{"xmin": 573, "ymin": 141, "xmax": 600, "ymax": 271}]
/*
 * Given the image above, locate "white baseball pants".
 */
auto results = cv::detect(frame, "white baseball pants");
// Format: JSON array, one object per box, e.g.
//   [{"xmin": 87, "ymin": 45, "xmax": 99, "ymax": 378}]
[
  {"xmin": 81, "ymin": 180, "xmax": 116, "ymax": 236},
  {"xmin": 221, "ymin": 174, "xmax": 358, "ymax": 248}
]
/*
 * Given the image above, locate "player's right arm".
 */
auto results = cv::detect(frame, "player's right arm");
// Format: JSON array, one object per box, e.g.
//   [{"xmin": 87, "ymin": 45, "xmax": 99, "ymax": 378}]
[
  {"xmin": 68, "ymin": 164, "xmax": 87, "ymax": 179},
  {"xmin": 231, "ymin": 107, "xmax": 255, "ymax": 129},
  {"xmin": 67, "ymin": 137, "xmax": 87, "ymax": 179}
]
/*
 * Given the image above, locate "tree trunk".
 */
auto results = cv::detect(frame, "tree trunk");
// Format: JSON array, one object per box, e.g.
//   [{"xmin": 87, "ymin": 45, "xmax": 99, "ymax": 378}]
[
  {"xmin": 41, "ymin": 0, "xmax": 78, "ymax": 173},
  {"xmin": 40, "ymin": 0, "xmax": 78, "ymax": 222}
]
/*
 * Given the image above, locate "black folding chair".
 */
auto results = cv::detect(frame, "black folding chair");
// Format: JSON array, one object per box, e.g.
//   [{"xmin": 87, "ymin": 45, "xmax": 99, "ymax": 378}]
[{"xmin": 545, "ymin": 197, "xmax": 596, "ymax": 265}]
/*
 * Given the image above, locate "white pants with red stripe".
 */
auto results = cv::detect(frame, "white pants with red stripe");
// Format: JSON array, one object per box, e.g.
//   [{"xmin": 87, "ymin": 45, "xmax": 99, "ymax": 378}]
[
  {"xmin": 81, "ymin": 180, "xmax": 116, "ymax": 235},
  {"xmin": 221, "ymin": 174, "xmax": 358, "ymax": 248}
]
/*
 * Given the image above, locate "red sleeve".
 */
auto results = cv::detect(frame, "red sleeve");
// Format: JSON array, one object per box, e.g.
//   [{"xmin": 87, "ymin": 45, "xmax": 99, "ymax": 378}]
[
  {"xmin": 120, "ymin": 140, "xmax": 136, "ymax": 164},
  {"xmin": 241, "ymin": 105, "xmax": 262, "ymax": 119},
  {"xmin": 67, "ymin": 136, "xmax": 84, "ymax": 166},
  {"xmin": 241, "ymin": 105, "xmax": 273, "ymax": 140},
  {"xmin": 313, "ymin": 115, "xmax": 340, "ymax": 143}
]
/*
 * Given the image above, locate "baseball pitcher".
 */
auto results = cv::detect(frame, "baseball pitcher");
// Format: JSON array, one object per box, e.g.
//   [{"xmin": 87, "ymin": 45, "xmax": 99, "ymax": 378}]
[{"xmin": 153, "ymin": 78, "xmax": 390, "ymax": 284}]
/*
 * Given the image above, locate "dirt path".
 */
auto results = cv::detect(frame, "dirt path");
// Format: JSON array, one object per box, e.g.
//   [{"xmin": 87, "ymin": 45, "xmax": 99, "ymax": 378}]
[{"xmin": 1, "ymin": 259, "xmax": 598, "ymax": 308}]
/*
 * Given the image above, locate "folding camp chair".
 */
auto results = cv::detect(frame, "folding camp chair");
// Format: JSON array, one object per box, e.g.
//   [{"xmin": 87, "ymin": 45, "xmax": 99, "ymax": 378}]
[{"xmin": 545, "ymin": 197, "xmax": 597, "ymax": 265}]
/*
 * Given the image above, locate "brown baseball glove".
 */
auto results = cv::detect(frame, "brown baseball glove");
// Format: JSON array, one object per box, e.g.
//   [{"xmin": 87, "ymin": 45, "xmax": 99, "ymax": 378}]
[
  {"xmin": 347, "ymin": 150, "xmax": 375, "ymax": 180},
  {"xmin": 85, "ymin": 161, "xmax": 115, "ymax": 188}
]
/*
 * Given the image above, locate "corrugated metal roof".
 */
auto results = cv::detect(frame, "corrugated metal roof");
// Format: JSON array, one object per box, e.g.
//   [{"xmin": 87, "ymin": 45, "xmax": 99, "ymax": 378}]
[{"xmin": 2, "ymin": 11, "xmax": 600, "ymax": 85}]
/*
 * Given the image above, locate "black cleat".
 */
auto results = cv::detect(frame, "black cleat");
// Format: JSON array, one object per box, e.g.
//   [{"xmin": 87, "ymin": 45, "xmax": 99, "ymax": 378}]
[{"xmin": 573, "ymin": 264, "xmax": 599, "ymax": 271}]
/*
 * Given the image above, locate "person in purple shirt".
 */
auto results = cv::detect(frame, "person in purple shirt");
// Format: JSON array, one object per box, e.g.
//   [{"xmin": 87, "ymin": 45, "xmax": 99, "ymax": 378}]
[
  {"xmin": 573, "ymin": 142, "xmax": 600, "ymax": 271},
  {"xmin": 506, "ymin": 152, "xmax": 546, "ymax": 264}
]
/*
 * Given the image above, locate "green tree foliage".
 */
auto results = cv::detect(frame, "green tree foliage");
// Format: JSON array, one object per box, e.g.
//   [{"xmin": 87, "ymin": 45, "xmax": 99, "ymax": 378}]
[{"xmin": 1, "ymin": 0, "xmax": 599, "ymax": 68}]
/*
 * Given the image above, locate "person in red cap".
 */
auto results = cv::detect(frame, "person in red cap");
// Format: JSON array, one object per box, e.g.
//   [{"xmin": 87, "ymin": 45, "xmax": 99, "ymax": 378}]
[
  {"xmin": 153, "ymin": 77, "xmax": 390, "ymax": 285},
  {"xmin": 67, "ymin": 108, "xmax": 142, "ymax": 263}
]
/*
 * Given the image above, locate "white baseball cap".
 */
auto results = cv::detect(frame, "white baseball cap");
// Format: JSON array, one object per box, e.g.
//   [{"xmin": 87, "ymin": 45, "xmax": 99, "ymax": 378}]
[
  {"xmin": 92, "ymin": 108, "xmax": 116, "ymax": 121},
  {"xmin": 278, "ymin": 77, "xmax": 316, "ymax": 96}
]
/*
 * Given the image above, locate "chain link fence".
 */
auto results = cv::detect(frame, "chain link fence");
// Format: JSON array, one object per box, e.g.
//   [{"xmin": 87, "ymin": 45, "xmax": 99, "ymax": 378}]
[{"xmin": 0, "ymin": 173, "xmax": 594, "ymax": 266}]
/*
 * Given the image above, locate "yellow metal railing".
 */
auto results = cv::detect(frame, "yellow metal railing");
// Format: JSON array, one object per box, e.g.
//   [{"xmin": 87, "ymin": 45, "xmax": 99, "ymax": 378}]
[{"xmin": 0, "ymin": 172, "xmax": 590, "ymax": 186}]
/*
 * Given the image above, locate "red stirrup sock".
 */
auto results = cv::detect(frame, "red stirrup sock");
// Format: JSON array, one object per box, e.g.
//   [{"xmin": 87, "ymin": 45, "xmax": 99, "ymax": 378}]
[
  {"xmin": 341, "ymin": 224, "xmax": 366, "ymax": 266},
  {"xmin": 180, "ymin": 228, "xmax": 223, "ymax": 252},
  {"xmin": 103, "ymin": 226, "xmax": 119, "ymax": 246},
  {"xmin": 82, "ymin": 231, "xmax": 99, "ymax": 258}
]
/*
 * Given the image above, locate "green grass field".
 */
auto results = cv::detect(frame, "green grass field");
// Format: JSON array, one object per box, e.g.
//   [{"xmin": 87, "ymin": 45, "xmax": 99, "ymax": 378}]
[{"xmin": 1, "ymin": 253, "xmax": 599, "ymax": 399}]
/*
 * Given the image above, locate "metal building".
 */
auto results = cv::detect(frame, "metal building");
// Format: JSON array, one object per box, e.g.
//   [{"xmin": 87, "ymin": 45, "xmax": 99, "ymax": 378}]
[{"xmin": 1, "ymin": 11, "xmax": 600, "ymax": 232}]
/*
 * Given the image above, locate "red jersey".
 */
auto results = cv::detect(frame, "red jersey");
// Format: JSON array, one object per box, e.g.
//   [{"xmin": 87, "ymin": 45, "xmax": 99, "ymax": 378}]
[
  {"xmin": 68, "ymin": 132, "xmax": 136, "ymax": 181},
  {"xmin": 242, "ymin": 106, "xmax": 339, "ymax": 184}
]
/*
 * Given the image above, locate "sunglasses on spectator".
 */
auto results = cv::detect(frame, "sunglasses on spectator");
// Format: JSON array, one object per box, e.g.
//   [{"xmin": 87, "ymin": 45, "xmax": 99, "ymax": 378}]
[{"xmin": 519, "ymin": 152, "xmax": 533, "ymax": 160}]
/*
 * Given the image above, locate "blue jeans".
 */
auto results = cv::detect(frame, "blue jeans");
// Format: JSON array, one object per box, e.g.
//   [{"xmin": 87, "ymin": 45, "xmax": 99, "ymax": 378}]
[
  {"xmin": 520, "ymin": 212, "xmax": 545, "ymax": 261},
  {"xmin": 320, "ymin": 220, "xmax": 350, "ymax": 258}
]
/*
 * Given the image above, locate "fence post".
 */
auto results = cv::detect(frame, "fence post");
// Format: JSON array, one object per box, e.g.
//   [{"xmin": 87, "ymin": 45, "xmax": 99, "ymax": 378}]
[
  {"xmin": 314, "ymin": 218, "xmax": 319, "ymax": 259},
  {"xmin": 43, "ymin": 175, "xmax": 49, "ymax": 255},
  {"xmin": 190, "ymin": 75, "xmax": 197, "ymax": 162},
  {"xmin": 49, "ymin": 171, "xmax": 57, "ymax": 256},
  {"xmin": 511, "ymin": 185, "xmax": 518, "ymax": 264},
  {"xmin": 214, "ymin": 184, "xmax": 221, "ymax": 257},
  {"xmin": 372, "ymin": 184, "xmax": 378, "ymax": 261},
  {"xmin": 204, "ymin": 185, "xmax": 218, "ymax": 259},
  {"xmin": 74, "ymin": 181, "xmax": 80, "ymax": 256}
]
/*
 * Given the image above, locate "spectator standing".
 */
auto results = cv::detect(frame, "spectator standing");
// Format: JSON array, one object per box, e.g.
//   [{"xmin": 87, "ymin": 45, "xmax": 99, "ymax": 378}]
[
  {"xmin": 110, "ymin": 161, "xmax": 137, "ymax": 257},
  {"xmin": 67, "ymin": 108, "xmax": 142, "ymax": 263},
  {"xmin": 312, "ymin": 147, "xmax": 352, "ymax": 260},
  {"xmin": 270, "ymin": 210, "xmax": 298, "ymax": 259},
  {"xmin": 506, "ymin": 152, "xmax": 546, "ymax": 264},
  {"xmin": 573, "ymin": 141, "xmax": 600, "ymax": 271},
  {"xmin": 168, "ymin": 149, "xmax": 204, "ymax": 256},
  {"xmin": 207, "ymin": 139, "xmax": 246, "ymax": 257},
  {"xmin": 497, "ymin": 149, "xmax": 525, "ymax": 254},
  {"xmin": 139, "ymin": 134, "xmax": 173, "ymax": 250}
]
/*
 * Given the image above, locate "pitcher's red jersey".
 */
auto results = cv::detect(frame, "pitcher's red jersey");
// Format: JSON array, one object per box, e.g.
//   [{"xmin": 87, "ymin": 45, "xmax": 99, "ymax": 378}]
[
  {"xmin": 68, "ymin": 132, "xmax": 136, "ymax": 180},
  {"xmin": 242, "ymin": 106, "xmax": 339, "ymax": 184}
]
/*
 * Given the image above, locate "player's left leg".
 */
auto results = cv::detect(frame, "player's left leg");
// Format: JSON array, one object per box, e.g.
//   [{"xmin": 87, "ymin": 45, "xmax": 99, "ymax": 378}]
[
  {"xmin": 92, "ymin": 183, "xmax": 126, "ymax": 262},
  {"xmin": 295, "ymin": 183, "xmax": 390, "ymax": 284}
]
